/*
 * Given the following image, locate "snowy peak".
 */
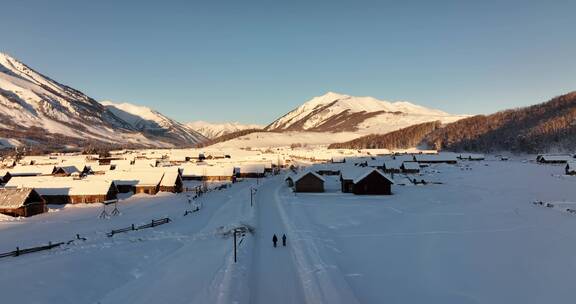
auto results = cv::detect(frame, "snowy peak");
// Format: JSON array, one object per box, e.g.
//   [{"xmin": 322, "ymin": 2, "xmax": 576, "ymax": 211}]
[
  {"xmin": 0, "ymin": 53, "xmax": 205, "ymax": 148},
  {"xmin": 101, "ymin": 101, "xmax": 207, "ymax": 144},
  {"xmin": 266, "ymin": 92, "xmax": 462, "ymax": 133},
  {"xmin": 186, "ymin": 121, "xmax": 263, "ymax": 139}
]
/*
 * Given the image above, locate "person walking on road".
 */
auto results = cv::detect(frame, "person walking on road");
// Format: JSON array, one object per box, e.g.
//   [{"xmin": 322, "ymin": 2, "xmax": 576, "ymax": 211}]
[
  {"xmin": 282, "ymin": 234, "xmax": 287, "ymax": 247},
  {"xmin": 272, "ymin": 234, "xmax": 278, "ymax": 247}
]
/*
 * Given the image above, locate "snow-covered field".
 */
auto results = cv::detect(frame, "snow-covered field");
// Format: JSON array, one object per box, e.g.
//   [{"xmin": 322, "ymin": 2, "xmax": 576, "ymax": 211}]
[{"xmin": 1, "ymin": 157, "xmax": 576, "ymax": 303}]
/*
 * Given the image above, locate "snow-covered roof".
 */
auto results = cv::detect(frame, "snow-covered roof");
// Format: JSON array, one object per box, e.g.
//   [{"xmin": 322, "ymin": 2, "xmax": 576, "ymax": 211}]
[
  {"xmin": 293, "ymin": 171, "xmax": 325, "ymax": 183},
  {"xmin": 340, "ymin": 166, "xmax": 371, "ymax": 180},
  {"xmin": 352, "ymin": 169, "xmax": 394, "ymax": 184},
  {"xmin": 238, "ymin": 163, "xmax": 265, "ymax": 174},
  {"xmin": 401, "ymin": 161, "xmax": 420, "ymax": 170},
  {"xmin": 5, "ymin": 176, "xmax": 115, "ymax": 196},
  {"xmin": 54, "ymin": 165, "xmax": 81, "ymax": 175},
  {"xmin": 538, "ymin": 154, "xmax": 572, "ymax": 162},
  {"xmin": 104, "ymin": 170, "xmax": 165, "ymax": 187},
  {"xmin": 383, "ymin": 160, "xmax": 403, "ymax": 170},
  {"xmin": 181, "ymin": 164, "xmax": 234, "ymax": 177},
  {"xmin": 8, "ymin": 165, "xmax": 55, "ymax": 176},
  {"xmin": 413, "ymin": 154, "xmax": 458, "ymax": 162},
  {"xmin": 459, "ymin": 153, "xmax": 485, "ymax": 160},
  {"xmin": 160, "ymin": 171, "xmax": 181, "ymax": 187},
  {"xmin": 0, "ymin": 188, "xmax": 41, "ymax": 208}
]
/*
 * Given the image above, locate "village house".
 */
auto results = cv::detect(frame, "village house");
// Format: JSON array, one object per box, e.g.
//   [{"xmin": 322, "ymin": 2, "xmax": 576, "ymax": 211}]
[
  {"xmin": 293, "ymin": 171, "xmax": 325, "ymax": 193},
  {"xmin": 0, "ymin": 188, "xmax": 46, "ymax": 217},
  {"xmin": 458, "ymin": 153, "xmax": 485, "ymax": 161},
  {"xmin": 400, "ymin": 161, "xmax": 420, "ymax": 173},
  {"xmin": 4, "ymin": 177, "xmax": 118, "ymax": 204},
  {"xmin": 159, "ymin": 170, "xmax": 184, "ymax": 193},
  {"xmin": 340, "ymin": 167, "xmax": 366, "ymax": 193},
  {"xmin": 237, "ymin": 163, "xmax": 266, "ymax": 178},
  {"xmin": 352, "ymin": 169, "xmax": 394, "ymax": 195},
  {"xmin": 566, "ymin": 161, "xmax": 576, "ymax": 175},
  {"xmin": 537, "ymin": 154, "xmax": 572, "ymax": 164},
  {"xmin": 181, "ymin": 164, "xmax": 234, "ymax": 181},
  {"xmin": 106, "ymin": 170, "xmax": 165, "ymax": 194},
  {"xmin": 413, "ymin": 154, "xmax": 458, "ymax": 164},
  {"xmin": 52, "ymin": 165, "xmax": 82, "ymax": 177},
  {"xmin": 383, "ymin": 160, "xmax": 402, "ymax": 173}
]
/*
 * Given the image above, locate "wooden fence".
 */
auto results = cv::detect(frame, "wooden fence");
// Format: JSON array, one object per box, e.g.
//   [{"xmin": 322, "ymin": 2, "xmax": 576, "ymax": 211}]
[{"xmin": 107, "ymin": 217, "xmax": 171, "ymax": 237}]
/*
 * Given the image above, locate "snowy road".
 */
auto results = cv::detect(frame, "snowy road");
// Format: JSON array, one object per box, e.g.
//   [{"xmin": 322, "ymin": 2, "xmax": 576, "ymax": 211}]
[{"xmin": 251, "ymin": 178, "xmax": 305, "ymax": 304}]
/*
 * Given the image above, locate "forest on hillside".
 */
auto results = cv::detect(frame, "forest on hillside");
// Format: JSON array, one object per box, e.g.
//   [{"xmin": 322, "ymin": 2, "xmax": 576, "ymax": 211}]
[
  {"xmin": 328, "ymin": 121, "xmax": 441, "ymax": 149},
  {"xmin": 424, "ymin": 92, "xmax": 576, "ymax": 153}
]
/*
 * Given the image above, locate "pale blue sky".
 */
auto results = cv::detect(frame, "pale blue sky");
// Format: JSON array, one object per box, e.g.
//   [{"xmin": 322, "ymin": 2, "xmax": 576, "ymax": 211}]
[{"xmin": 1, "ymin": 0, "xmax": 574, "ymax": 124}]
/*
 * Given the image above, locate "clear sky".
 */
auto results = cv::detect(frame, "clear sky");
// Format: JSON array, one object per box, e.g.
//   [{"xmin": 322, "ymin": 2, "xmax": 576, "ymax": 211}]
[{"xmin": 1, "ymin": 0, "xmax": 575, "ymax": 124}]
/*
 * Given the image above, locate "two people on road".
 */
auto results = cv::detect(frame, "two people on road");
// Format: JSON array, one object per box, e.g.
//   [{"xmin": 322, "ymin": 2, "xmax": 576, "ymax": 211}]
[{"xmin": 272, "ymin": 234, "xmax": 287, "ymax": 247}]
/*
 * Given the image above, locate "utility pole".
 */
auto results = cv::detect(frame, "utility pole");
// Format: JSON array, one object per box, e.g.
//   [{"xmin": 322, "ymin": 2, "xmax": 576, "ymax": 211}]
[{"xmin": 250, "ymin": 187, "xmax": 257, "ymax": 207}]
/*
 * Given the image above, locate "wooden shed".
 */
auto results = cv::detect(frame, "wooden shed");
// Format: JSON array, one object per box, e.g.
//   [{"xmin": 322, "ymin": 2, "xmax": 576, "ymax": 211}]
[
  {"xmin": 0, "ymin": 188, "xmax": 46, "ymax": 217},
  {"xmin": 294, "ymin": 171, "xmax": 325, "ymax": 193},
  {"xmin": 352, "ymin": 169, "xmax": 394, "ymax": 195}
]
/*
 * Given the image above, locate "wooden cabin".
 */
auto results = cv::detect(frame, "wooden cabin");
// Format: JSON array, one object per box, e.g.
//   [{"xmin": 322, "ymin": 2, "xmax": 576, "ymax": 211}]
[
  {"xmin": 0, "ymin": 188, "xmax": 46, "ymax": 217},
  {"xmin": 4, "ymin": 177, "xmax": 118, "ymax": 204},
  {"xmin": 413, "ymin": 154, "xmax": 458, "ymax": 164},
  {"xmin": 383, "ymin": 160, "xmax": 402, "ymax": 173},
  {"xmin": 53, "ymin": 165, "xmax": 81, "ymax": 177},
  {"xmin": 566, "ymin": 162, "xmax": 576, "ymax": 175},
  {"xmin": 238, "ymin": 164, "xmax": 266, "ymax": 178},
  {"xmin": 181, "ymin": 165, "xmax": 234, "ymax": 181},
  {"xmin": 159, "ymin": 171, "xmax": 183, "ymax": 193},
  {"xmin": 352, "ymin": 169, "xmax": 394, "ymax": 195},
  {"xmin": 537, "ymin": 154, "xmax": 572, "ymax": 164},
  {"xmin": 293, "ymin": 171, "xmax": 325, "ymax": 193},
  {"xmin": 401, "ymin": 161, "xmax": 420, "ymax": 174}
]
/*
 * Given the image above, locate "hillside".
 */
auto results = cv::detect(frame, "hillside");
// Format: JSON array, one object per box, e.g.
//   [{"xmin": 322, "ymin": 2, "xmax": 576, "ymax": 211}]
[
  {"xmin": 425, "ymin": 92, "xmax": 576, "ymax": 153},
  {"xmin": 102, "ymin": 101, "xmax": 206, "ymax": 145},
  {"xmin": 0, "ymin": 53, "xmax": 205, "ymax": 149},
  {"xmin": 328, "ymin": 121, "xmax": 442, "ymax": 150}
]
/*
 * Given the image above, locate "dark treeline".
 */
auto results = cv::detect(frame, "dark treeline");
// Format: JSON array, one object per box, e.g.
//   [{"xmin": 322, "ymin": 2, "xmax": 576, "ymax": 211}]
[
  {"xmin": 424, "ymin": 91, "xmax": 576, "ymax": 153},
  {"xmin": 328, "ymin": 121, "xmax": 442, "ymax": 149}
]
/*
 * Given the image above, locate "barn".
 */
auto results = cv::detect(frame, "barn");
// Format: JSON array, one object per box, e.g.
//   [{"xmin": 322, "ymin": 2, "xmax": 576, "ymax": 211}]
[
  {"xmin": 352, "ymin": 169, "xmax": 394, "ymax": 195},
  {"xmin": 0, "ymin": 188, "xmax": 46, "ymax": 217},
  {"xmin": 293, "ymin": 171, "xmax": 325, "ymax": 193}
]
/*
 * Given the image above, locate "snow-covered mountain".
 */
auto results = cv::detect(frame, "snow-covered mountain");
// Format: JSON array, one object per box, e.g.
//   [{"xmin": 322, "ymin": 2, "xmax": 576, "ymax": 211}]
[
  {"xmin": 101, "ymin": 101, "xmax": 206, "ymax": 144},
  {"xmin": 266, "ymin": 92, "xmax": 466, "ymax": 134},
  {"xmin": 186, "ymin": 121, "xmax": 263, "ymax": 139},
  {"xmin": 0, "ymin": 53, "xmax": 205, "ymax": 148}
]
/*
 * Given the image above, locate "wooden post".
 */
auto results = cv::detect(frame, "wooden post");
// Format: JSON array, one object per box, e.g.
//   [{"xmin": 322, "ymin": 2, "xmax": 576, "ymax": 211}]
[
  {"xmin": 15, "ymin": 247, "xmax": 19, "ymax": 256},
  {"xmin": 131, "ymin": 224, "xmax": 135, "ymax": 230},
  {"xmin": 233, "ymin": 229, "xmax": 237, "ymax": 263}
]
